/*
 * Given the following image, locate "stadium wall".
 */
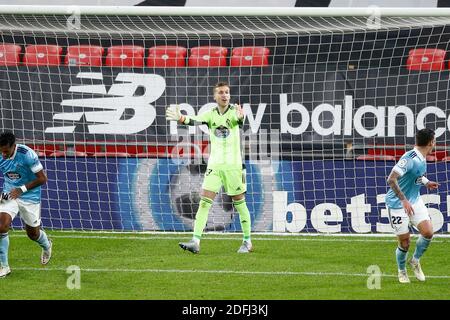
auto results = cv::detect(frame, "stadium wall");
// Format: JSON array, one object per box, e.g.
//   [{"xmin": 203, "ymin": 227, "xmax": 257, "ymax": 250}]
[{"xmin": 5, "ymin": 158, "xmax": 450, "ymax": 233}]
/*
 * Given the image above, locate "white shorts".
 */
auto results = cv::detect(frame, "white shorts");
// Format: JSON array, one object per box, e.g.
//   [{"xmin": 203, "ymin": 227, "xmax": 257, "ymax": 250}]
[
  {"xmin": 0, "ymin": 197, "xmax": 41, "ymax": 227},
  {"xmin": 388, "ymin": 198, "xmax": 430, "ymax": 236}
]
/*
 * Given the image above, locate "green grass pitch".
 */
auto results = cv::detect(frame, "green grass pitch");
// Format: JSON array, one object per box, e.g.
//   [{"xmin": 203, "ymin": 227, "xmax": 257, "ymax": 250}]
[{"xmin": 0, "ymin": 231, "xmax": 449, "ymax": 300}]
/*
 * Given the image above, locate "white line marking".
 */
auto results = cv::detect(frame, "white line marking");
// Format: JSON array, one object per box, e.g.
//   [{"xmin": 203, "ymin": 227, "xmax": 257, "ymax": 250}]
[
  {"xmin": 11, "ymin": 266, "xmax": 450, "ymax": 279},
  {"xmin": 8, "ymin": 234, "xmax": 448, "ymax": 243},
  {"xmin": 44, "ymin": 230, "xmax": 450, "ymax": 238}
]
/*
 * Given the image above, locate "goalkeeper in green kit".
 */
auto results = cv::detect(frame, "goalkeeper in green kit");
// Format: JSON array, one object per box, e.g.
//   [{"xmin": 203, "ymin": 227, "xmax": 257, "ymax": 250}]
[{"xmin": 166, "ymin": 82, "xmax": 252, "ymax": 254}]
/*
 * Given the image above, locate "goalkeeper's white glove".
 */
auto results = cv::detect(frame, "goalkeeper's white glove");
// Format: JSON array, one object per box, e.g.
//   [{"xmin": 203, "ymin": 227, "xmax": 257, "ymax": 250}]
[
  {"xmin": 235, "ymin": 103, "xmax": 245, "ymax": 120},
  {"xmin": 166, "ymin": 105, "xmax": 182, "ymax": 122}
]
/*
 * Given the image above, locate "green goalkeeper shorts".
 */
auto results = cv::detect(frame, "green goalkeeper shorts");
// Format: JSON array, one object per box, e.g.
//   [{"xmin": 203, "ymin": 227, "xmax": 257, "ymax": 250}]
[{"xmin": 202, "ymin": 168, "xmax": 247, "ymax": 196}]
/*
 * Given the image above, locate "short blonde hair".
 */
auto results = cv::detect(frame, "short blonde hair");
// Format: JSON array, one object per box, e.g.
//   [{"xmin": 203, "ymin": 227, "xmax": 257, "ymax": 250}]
[{"xmin": 213, "ymin": 81, "xmax": 230, "ymax": 94}]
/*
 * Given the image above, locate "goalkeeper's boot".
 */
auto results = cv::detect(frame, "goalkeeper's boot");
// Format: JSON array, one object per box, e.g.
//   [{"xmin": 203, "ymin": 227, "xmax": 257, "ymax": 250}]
[
  {"xmin": 0, "ymin": 265, "xmax": 11, "ymax": 278},
  {"xmin": 398, "ymin": 269, "xmax": 410, "ymax": 284},
  {"xmin": 409, "ymin": 258, "xmax": 426, "ymax": 281},
  {"xmin": 41, "ymin": 239, "xmax": 52, "ymax": 265},
  {"xmin": 237, "ymin": 240, "xmax": 253, "ymax": 253},
  {"xmin": 179, "ymin": 240, "xmax": 200, "ymax": 254}
]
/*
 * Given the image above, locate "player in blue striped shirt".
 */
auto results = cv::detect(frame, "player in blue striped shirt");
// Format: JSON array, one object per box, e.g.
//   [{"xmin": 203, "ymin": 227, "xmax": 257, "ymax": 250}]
[
  {"xmin": 0, "ymin": 132, "xmax": 52, "ymax": 278},
  {"xmin": 386, "ymin": 128, "xmax": 439, "ymax": 283}
]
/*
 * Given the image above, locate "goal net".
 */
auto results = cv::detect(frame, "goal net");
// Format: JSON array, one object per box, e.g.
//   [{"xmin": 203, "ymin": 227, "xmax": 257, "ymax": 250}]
[{"xmin": 0, "ymin": 6, "xmax": 449, "ymax": 234}]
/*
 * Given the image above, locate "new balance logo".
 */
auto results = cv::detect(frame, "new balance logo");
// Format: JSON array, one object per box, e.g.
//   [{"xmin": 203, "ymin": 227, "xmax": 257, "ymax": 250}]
[{"xmin": 45, "ymin": 72, "xmax": 166, "ymax": 134}]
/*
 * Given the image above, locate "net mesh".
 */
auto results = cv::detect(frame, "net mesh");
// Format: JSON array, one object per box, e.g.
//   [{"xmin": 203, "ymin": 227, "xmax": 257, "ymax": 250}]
[{"xmin": 0, "ymin": 9, "xmax": 448, "ymax": 234}]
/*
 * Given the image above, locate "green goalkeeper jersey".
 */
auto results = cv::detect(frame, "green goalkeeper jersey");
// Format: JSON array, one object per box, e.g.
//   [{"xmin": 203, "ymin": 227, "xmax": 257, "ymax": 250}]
[{"xmin": 182, "ymin": 104, "xmax": 244, "ymax": 170}]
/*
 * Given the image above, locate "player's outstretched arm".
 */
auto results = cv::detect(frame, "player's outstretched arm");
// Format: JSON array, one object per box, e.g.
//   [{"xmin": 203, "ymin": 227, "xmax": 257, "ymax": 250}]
[{"xmin": 167, "ymin": 105, "xmax": 211, "ymax": 127}]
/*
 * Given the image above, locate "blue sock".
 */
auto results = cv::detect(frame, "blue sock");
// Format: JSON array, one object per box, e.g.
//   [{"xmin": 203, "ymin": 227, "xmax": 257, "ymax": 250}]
[
  {"xmin": 0, "ymin": 233, "xmax": 9, "ymax": 267},
  {"xmin": 396, "ymin": 246, "xmax": 408, "ymax": 271},
  {"xmin": 413, "ymin": 236, "xmax": 432, "ymax": 261},
  {"xmin": 34, "ymin": 229, "xmax": 50, "ymax": 250}
]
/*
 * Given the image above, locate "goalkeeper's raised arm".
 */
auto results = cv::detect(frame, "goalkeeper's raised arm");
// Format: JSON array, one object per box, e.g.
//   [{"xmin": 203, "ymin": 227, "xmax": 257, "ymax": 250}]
[
  {"xmin": 166, "ymin": 104, "xmax": 211, "ymax": 126},
  {"xmin": 166, "ymin": 102, "xmax": 244, "ymax": 128}
]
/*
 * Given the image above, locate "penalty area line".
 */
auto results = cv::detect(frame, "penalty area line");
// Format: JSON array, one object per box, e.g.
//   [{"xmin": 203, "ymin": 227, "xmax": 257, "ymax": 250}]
[
  {"xmin": 8, "ymin": 233, "xmax": 448, "ymax": 243},
  {"xmin": 11, "ymin": 266, "xmax": 450, "ymax": 279}
]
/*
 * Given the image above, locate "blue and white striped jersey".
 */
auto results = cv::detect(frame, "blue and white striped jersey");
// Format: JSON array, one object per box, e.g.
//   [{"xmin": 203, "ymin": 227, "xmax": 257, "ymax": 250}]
[
  {"xmin": 0, "ymin": 144, "xmax": 44, "ymax": 203},
  {"xmin": 385, "ymin": 148, "xmax": 427, "ymax": 209}
]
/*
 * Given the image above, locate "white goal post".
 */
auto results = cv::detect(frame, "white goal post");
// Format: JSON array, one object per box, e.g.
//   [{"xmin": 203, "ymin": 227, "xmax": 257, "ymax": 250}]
[{"xmin": 0, "ymin": 5, "xmax": 449, "ymax": 235}]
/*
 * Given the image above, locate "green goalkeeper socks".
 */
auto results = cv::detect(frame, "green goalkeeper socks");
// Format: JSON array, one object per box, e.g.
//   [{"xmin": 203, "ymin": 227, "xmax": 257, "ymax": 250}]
[
  {"xmin": 192, "ymin": 197, "xmax": 251, "ymax": 242},
  {"xmin": 234, "ymin": 199, "xmax": 252, "ymax": 241},
  {"xmin": 193, "ymin": 197, "xmax": 213, "ymax": 239}
]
